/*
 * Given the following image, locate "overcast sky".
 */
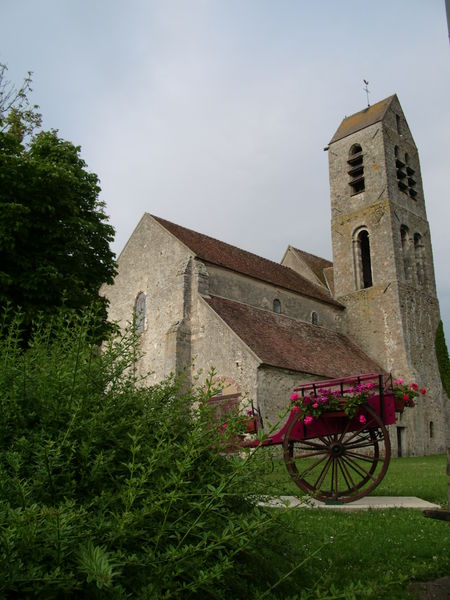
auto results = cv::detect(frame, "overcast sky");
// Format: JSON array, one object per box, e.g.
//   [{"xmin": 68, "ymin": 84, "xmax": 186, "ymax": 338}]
[{"xmin": 1, "ymin": 1, "xmax": 449, "ymax": 339}]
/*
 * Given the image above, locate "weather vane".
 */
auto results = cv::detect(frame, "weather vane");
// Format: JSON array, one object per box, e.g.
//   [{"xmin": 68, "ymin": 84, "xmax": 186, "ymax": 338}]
[{"xmin": 363, "ymin": 80, "xmax": 370, "ymax": 107}]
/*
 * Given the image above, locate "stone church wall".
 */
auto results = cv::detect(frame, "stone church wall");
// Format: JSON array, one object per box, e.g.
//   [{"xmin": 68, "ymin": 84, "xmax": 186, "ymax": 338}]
[
  {"xmin": 205, "ymin": 263, "xmax": 343, "ymax": 331},
  {"xmin": 101, "ymin": 215, "xmax": 194, "ymax": 382},
  {"xmin": 256, "ymin": 365, "xmax": 322, "ymax": 430},
  {"xmin": 191, "ymin": 296, "xmax": 260, "ymax": 407}
]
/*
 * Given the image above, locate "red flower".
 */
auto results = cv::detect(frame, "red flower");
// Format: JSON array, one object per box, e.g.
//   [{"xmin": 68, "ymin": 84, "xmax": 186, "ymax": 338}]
[
  {"xmin": 420, "ymin": 388, "xmax": 426, "ymax": 395},
  {"xmin": 290, "ymin": 392, "xmax": 299, "ymax": 402},
  {"xmin": 402, "ymin": 394, "xmax": 410, "ymax": 401},
  {"xmin": 410, "ymin": 383, "xmax": 418, "ymax": 391}
]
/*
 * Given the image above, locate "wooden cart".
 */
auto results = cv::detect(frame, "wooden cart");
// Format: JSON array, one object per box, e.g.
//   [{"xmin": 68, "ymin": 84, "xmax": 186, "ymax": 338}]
[{"xmin": 243, "ymin": 373, "xmax": 397, "ymax": 504}]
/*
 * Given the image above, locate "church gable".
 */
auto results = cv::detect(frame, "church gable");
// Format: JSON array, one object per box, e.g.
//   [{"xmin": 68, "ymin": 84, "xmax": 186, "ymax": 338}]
[{"xmin": 281, "ymin": 245, "xmax": 332, "ymax": 291}]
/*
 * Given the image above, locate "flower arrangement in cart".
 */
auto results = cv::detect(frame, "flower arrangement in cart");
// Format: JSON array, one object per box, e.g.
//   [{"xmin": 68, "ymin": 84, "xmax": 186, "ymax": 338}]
[
  {"xmin": 392, "ymin": 378, "xmax": 426, "ymax": 412},
  {"xmin": 289, "ymin": 377, "xmax": 426, "ymax": 426}
]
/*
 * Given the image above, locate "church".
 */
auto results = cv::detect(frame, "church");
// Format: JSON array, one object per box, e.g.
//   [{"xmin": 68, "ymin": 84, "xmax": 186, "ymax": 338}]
[{"xmin": 103, "ymin": 95, "xmax": 449, "ymax": 456}]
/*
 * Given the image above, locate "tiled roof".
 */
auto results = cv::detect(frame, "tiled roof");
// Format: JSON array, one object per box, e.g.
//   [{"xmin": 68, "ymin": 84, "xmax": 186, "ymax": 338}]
[
  {"xmin": 152, "ymin": 215, "xmax": 341, "ymax": 307},
  {"xmin": 329, "ymin": 95, "xmax": 395, "ymax": 144},
  {"xmin": 205, "ymin": 296, "xmax": 382, "ymax": 378},
  {"xmin": 289, "ymin": 246, "xmax": 332, "ymax": 287}
]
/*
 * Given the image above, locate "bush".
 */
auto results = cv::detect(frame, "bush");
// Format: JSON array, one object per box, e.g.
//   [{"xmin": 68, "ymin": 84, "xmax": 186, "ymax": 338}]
[
  {"xmin": 435, "ymin": 320, "xmax": 450, "ymax": 398},
  {"xmin": 0, "ymin": 309, "xmax": 304, "ymax": 598}
]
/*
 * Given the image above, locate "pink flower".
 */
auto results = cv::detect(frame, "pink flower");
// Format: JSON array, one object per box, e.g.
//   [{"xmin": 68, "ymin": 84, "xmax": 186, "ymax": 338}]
[
  {"xmin": 359, "ymin": 415, "xmax": 366, "ymax": 425},
  {"xmin": 219, "ymin": 423, "xmax": 227, "ymax": 432},
  {"xmin": 394, "ymin": 378, "xmax": 404, "ymax": 385},
  {"xmin": 420, "ymin": 388, "xmax": 426, "ymax": 395},
  {"xmin": 312, "ymin": 402, "xmax": 319, "ymax": 409},
  {"xmin": 290, "ymin": 392, "xmax": 299, "ymax": 402},
  {"xmin": 292, "ymin": 405, "xmax": 300, "ymax": 413},
  {"xmin": 302, "ymin": 397, "xmax": 311, "ymax": 405},
  {"xmin": 304, "ymin": 416, "xmax": 313, "ymax": 425},
  {"xmin": 410, "ymin": 383, "xmax": 418, "ymax": 391}
]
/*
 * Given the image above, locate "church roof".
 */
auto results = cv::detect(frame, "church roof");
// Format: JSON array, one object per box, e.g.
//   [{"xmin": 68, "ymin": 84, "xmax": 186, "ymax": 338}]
[
  {"xmin": 288, "ymin": 246, "xmax": 333, "ymax": 288},
  {"xmin": 205, "ymin": 295, "xmax": 382, "ymax": 378},
  {"xmin": 152, "ymin": 215, "xmax": 342, "ymax": 307},
  {"xmin": 329, "ymin": 95, "xmax": 396, "ymax": 144}
]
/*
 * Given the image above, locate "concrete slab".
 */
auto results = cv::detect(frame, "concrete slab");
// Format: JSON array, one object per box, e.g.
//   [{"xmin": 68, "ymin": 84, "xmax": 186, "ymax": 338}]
[{"xmin": 258, "ymin": 496, "xmax": 442, "ymax": 511}]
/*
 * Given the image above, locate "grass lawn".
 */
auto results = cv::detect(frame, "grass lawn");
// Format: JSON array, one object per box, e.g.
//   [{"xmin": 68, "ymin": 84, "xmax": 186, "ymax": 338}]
[{"xmin": 257, "ymin": 454, "xmax": 450, "ymax": 599}]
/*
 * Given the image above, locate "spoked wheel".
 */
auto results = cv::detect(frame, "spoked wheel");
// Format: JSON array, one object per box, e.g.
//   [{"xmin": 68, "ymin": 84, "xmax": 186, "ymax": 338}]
[{"xmin": 282, "ymin": 405, "xmax": 391, "ymax": 503}]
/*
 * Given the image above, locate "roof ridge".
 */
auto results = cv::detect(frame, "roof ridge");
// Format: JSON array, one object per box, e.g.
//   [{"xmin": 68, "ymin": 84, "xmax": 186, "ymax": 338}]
[
  {"xmin": 151, "ymin": 214, "xmax": 342, "ymax": 307},
  {"xmin": 289, "ymin": 245, "xmax": 333, "ymax": 265}
]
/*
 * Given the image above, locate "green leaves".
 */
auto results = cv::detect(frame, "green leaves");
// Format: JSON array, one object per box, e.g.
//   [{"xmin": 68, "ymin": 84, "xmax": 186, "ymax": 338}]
[
  {"xmin": 0, "ymin": 309, "xmax": 309, "ymax": 598},
  {"xmin": 0, "ymin": 66, "xmax": 117, "ymax": 341}
]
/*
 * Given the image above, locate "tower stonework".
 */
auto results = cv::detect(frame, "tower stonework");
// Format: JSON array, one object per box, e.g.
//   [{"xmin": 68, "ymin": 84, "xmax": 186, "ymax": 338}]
[{"xmin": 328, "ymin": 95, "xmax": 448, "ymax": 455}]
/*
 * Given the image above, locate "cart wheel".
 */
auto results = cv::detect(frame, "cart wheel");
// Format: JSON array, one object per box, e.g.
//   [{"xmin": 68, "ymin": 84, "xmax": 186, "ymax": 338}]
[{"xmin": 283, "ymin": 405, "xmax": 391, "ymax": 503}]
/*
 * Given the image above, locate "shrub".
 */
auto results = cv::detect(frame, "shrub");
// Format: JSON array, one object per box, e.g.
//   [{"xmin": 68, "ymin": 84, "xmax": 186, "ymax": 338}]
[
  {"xmin": 0, "ymin": 309, "xmax": 304, "ymax": 598},
  {"xmin": 435, "ymin": 320, "xmax": 450, "ymax": 398}
]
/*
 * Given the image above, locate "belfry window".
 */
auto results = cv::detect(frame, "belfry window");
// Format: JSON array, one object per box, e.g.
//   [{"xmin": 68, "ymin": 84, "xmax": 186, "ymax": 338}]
[
  {"xmin": 347, "ymin": 144, "xmax": 365, "ymax": 194},
  {"xmin": 134, "ymin": 292, "xmax": 146, "ymax": 333},
  {"xmin": 311, "ymin": 311, "xmax": 319, "ymax": 325},
  {"xmin": 353, "ymin": 229, "xmax": 373, "ymax": 289},
  {"xmin": 405, "ymin": 153, "xmax": 417, "ymax": 199},
  {"xmin": 273, "ymin": 298, "xmax": 281, "ymax": 314},
  {"xmin": 395, "ymin": 149, "xmax": 417, "ymax": 198}
]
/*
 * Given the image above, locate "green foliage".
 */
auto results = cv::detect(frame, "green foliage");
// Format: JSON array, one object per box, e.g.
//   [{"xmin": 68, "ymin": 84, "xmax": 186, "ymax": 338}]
[
  {"xmin": 0, "ymin": 308, "xmax": 306, "ymax": 598},
  {"xmin": 435, "ymin": 320, "xmax": 450, "ymax": 398},
  {"xmin": 0, "ymin": 64, "xmax": 116, "ymax": 338},
  {"xmin": 0, "ymin": 63, "xmax": 42, "ymax": 140}
]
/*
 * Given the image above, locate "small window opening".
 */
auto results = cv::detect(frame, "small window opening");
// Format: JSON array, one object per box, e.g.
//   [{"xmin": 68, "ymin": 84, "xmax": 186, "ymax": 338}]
[
  {"xmin": 348, "ymin": 144, "xmax": 365, "ymax": 194},
  {"xmin": 396, "ymin": 426, "xmax": 405, "ymax": 457},
  {"xmin": 311, "ymin": 311, "xmax": 319, "ymax": 325},
  {"xmin": 429, "ymin": 421, "xmax": 434, "ymax": 439},
  {"xmin": 273, "ymin": 299, "xmax": 281, "ymax": 314},
  {"xmin": 134, "ymin": 292, "xmax": 146, "ymax": 334}
]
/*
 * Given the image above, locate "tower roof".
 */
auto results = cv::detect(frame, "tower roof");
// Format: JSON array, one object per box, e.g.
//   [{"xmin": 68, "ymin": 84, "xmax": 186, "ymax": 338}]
[{"xmin": 329, "ymin": 95, "xmax": 396, "ymax": 144}]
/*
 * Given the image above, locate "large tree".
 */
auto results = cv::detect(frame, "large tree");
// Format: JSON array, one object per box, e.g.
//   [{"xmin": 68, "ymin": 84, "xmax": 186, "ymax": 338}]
[{"xmin": 0, "ymin": 64, "xmax": 116, "ymax": 331}]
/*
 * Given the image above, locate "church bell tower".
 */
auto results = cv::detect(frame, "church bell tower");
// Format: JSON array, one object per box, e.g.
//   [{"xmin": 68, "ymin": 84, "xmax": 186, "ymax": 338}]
[{"xmin": 328, "ymin": 95, "xmax": 448, "ymax": 455}]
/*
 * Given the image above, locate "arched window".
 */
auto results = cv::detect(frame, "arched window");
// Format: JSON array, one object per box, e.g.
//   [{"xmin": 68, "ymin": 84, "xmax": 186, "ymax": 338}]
[
  {"xmin": 134, "ymin": 292, "xmax": 146, "ymax": 333},
  {"xmin": 347, "ymin": 144, "xmax": 365, "ymax": 194},
  {"xmin": 414, "ymin": 233, "xmax": 426, "ymax": 286},
  {"xmin": 400, "ymin": 225, "xmax": 412, "ymax": 281},
  {"xmin": 353, "ymin": 228, "xmax": 373, "ymax": 289},
  {"xmin": 311, "ymin": 311, "xmax": 319, "ymax": 325},
  {"xmin": 429, "ymin": 421, "xmax": 434, "ymax": 439},
  {"xmin": 273, "ymin": 298, "xmax": 281, "ymax": 314}
]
